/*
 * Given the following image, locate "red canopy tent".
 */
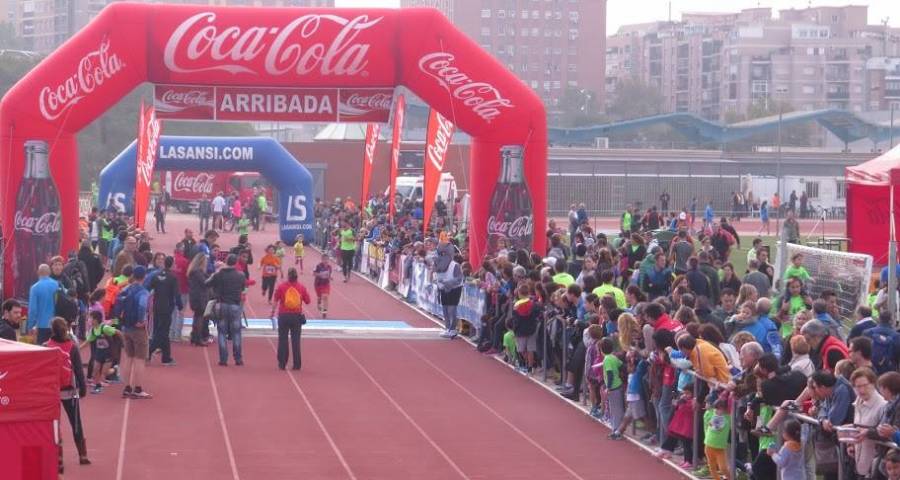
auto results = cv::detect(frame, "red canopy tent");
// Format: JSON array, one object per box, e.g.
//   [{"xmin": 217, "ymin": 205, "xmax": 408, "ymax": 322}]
[
  {"xmin": 0, "ymin": 339, "xmax": 61, "ymax": 479},
  {"xmin": 846, "ymin": 144, "xmax": 900, "ymax": 265}
]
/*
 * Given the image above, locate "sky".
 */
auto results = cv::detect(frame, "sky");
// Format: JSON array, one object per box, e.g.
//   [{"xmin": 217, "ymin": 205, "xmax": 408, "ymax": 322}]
[{"xmin": 336, "ymin": 0, "xmax": 900, "ymax": 30}]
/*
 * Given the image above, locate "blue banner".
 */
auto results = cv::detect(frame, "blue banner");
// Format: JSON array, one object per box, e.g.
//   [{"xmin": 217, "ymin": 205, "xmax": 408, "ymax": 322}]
[{"xmin": 98, "ymin": 136, "xmax": 315, "ymax": 243}]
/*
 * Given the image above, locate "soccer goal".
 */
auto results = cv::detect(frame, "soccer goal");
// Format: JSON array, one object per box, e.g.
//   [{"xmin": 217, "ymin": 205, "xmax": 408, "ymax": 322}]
[{"xmin": 773, "ymin": 242, "xmax": 874, "ymax": 317}]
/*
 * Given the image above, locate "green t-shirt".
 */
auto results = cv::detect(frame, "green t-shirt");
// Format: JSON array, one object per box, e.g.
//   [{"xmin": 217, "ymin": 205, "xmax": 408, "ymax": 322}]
[
  {"xmin": 552, "ymin": 272, "xmax": 575, "ymax": 287},
  {"xmin": 603, "ymin": 354, "xmax": 623, "ymax": 390},
  {"xmin": 257, "ymin": 195, "xmax": 268, "ymax": 212},
  {"xmin": 622, "ymin": 212, "xmax": 632, "ymax": 231},
  {"xmin": 237, "ymin": 218, "xmax": 251, "ymax": 235},
  {"xmin": 503, "ymin": 330, "xmax": 517, "ymax": 359},
  {"xmin": 340, "ymin": 228, "xmax": 356, "ymax": 251},
  {"xmin": 704, "ymin": 409, "xmax": 731, "ymax": 449},
  {"xmin": 783, "ymin": 265, "xmax": 811, "ymax": 283},
  {"xmin": 593, "ymin": 284, "xmax": 627, "ymax": 309},
  {"xmin": 87, "ymin": 324, "xmax": 117, "ymax": 343},
  {"xmin": 758, "ymin": 405, "xmax": 776, "ymax": 449}
]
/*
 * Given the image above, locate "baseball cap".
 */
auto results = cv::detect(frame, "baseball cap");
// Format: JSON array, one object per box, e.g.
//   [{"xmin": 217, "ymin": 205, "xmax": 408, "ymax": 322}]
[{"xmin": 132, "ymin": 265, "xmax": 147, "ymax": 279}]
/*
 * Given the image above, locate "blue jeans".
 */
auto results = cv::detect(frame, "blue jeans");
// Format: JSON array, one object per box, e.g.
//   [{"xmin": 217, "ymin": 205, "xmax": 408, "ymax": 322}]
[
  {"xmin": 217, "ymin": 304, "xmax": 243, "ymax": 364},
  {"xmin": 656, "ymin": 384, "xmax": 675, "ymax": 444}
]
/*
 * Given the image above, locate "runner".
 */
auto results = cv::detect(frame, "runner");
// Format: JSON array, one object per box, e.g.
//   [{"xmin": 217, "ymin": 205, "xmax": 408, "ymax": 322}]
[
  {"xmin": 270, "ymin": 267, "xmax": 311, "ymax": 371},
  {"xmin": 338, "ymin": 220, "xmax": 356, "ymax": 283},
  {"xmin": 313, "ymin": 253, "xmax": 333, "ymax": 319},
  {"xmin": 260, "ymin": 245, "xmax": 282, "ymax": 305},
  {"xmin": 294, "ymin": 234, "xmax": 305, "ymax": 274}
]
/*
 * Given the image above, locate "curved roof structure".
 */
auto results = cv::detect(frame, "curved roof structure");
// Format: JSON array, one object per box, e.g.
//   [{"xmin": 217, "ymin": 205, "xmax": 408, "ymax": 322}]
[{"xmin": 547, "ymin": 109, "xmax": 900, "ymax": 146}]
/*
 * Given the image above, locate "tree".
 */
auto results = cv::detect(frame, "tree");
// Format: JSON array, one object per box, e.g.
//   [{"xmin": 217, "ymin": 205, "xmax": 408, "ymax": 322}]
[
  {"xmin": 723, "ymin": 98, "xmax": 814, "ymax": 151},
  {"xmin": 558, "ymin": 87, "xmax": 607, "ymax": 127},
  {"xmin": 606, "ymin": 79, "xmax": 665, "ymax": 121}
]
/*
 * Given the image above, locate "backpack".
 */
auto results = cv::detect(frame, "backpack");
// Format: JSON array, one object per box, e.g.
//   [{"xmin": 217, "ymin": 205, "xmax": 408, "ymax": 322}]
[
  {"xmin": 103, "ymin": 278, "xmax": 123, "ymax": 317},
  {"xmin": 284, "ymin": 285, "xmax": 303, "ymax": 310},
  {"xmin": 867, "ymin": 327, "xmax": 899, "ymax": 375},
  {"xmin": 63, "ymin": 261, "xmax": 87, "ymax": 295},
  {"xmin": 112, "ymin": 285, "xmax": 145, "ymax": 327},
  {"xmin": 45, "ymin": 339, "xmax": 74, "ymax": 390}
]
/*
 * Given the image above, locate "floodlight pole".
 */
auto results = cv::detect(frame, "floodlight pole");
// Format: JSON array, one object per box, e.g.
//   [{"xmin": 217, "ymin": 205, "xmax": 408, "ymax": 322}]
[{"xmin": 775, "ymin": 108, "xmax": 783, "ymax": 232}]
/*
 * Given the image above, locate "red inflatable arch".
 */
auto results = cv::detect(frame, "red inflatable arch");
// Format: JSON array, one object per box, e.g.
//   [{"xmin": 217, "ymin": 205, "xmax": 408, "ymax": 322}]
[{"xmin": 0, "ymin": 3, "xmax": 546, "ymax": 299}]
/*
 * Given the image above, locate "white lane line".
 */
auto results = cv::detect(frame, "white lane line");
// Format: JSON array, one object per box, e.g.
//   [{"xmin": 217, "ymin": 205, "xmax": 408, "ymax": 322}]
[
  {"xmin": 203, "ymin": 347, "xmax": 241, "ymax": 480},
  {"xmin": 401, "ymin": 341, "xmax": 587, "ymax": 480},
  {"xmin": 114, "ymin": 369, "xmax": 133, "ymax": 480},
  {"xmin": 332, "ymin": 339, "xmax": 471, "ymax": 480},
  {"xmin": 265, "ymin": 338, "xmax": 357, "ymax": 480}
]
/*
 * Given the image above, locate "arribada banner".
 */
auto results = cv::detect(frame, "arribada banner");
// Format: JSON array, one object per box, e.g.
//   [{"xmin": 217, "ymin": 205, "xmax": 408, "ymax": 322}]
[
  {"xmin": 388, "ymin": 93, "xmax": 405, "ymax": 220},
  {"xmin": 133, "ymin": 103, "xmax": 162, "ymax": 229},
  {"xmin": 423, "ymin": 109, "xmax": 455, "ymax": 230},
  {"xmin": 360, "ymin": 123, "xmax": 380, "ymax": 208},
  {"xmin": 0, "ymin": 4, "xmax": 548, "ymax": 299}
]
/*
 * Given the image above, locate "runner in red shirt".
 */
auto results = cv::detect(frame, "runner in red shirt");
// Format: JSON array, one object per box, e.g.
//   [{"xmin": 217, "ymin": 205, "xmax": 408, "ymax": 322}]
[{"xmin": 270, "ymin": 267, "xmax": 311, "ymax": 370}]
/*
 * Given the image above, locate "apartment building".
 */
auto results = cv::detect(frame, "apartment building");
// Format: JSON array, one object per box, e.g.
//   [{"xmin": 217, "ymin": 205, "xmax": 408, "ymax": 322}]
[{"xmin": 606, "ymin": 5, "xmax": 900, "ymax": 121}]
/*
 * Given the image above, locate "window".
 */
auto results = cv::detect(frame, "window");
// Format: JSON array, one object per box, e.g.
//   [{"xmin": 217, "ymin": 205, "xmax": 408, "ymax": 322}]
[
  {"xmin": 553, "ymin": 81, "xmax": 561, "ymax": 89},
  {"xmin": 836, "ymin": 180, "xmax": 846, "ymax": 199},
  {"xmin": 805, "ymin": 181, "xmax": 819, "ymax": 200},
  {"xmin": 802, "ymin": 85, "xmax": 815, "ymax": 94},
  {"xmin": 481, "ymin": 27, "xmax": 491, "ymax": 36},
  {"xmin": 568, "ymin": 80, "xmax": 578, "ymax": 87},
  {"xmin": 803, "ymin": 67, "xmax": 815, "ymax": 75},
  {"xmin": 481, "ymin": 9, "xmax": 491, "ymax": 18},
  {"xmin": 532, "ymin": 27, "xmax": 539, "ymax": 36},
  {"xmin": 521, "ymin": 10, "xmax": 528, "ymax": 19},
  {"xmin": 545, "ymin": 11, "xmax": 552, "ymax": 20},
  {"xmin": 521, "ymin": 28, "xmax": 529, "ymax": 37},
  {"xmin": 497, "ymin": 10, "xmax": 505, "ymax": 19},
  {"xmin": 531, "ymin": 80, "xmax": 539, "ymax": 88},
  {"xmin": 543, "ymin": 81, "xmax": 551, "ymax": 90},
  {"xmin": 568, "ymin": 46, "xmax": 577, "ymax": 55},
  {"xmin": 568, "ymin": 64, "xmax": 577, "ymax": 72}
]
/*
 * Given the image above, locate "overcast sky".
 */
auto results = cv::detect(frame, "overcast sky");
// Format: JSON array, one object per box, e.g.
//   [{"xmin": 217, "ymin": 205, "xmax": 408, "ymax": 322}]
[{"xmin": 336, "ymin": 0, "xmax": 900, "ymax": 30}]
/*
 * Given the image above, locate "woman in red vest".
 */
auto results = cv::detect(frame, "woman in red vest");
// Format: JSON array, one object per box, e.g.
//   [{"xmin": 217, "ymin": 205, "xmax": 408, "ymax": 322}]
[{"xmin": 270, "ymin": 268, "xmax": 311, "ymax": 371}]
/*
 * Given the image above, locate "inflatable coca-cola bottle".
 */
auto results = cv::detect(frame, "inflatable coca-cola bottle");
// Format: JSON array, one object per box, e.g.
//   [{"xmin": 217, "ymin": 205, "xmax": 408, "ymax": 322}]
[
  {"xmin": 12, "ymin": 140, "xmax": 61, "ymax": 300},
  {"xmin": 487, "ymin": 145, "xmax": 533, "ymax": 254}
]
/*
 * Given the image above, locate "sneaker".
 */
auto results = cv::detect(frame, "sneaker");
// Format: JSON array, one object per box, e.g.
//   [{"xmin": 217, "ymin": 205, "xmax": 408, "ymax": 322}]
[
  {"xmin": 161, "ymin": 360, "xmax": 177, "ymax": 367},
  {"xmin": 439, "ymin": 331, "xmax": 453, "ymax": 338},
  {"xmin": 91, "ymin": 385, "xmax": 103, "ymax": 395},
  {"xmin": 448, "ymin": 330, "xmax": 459, "ymax": 339},
  {"xmin": 106, "ymin": 374, "xmax": 122, "ymax": 384},
  {"xmin": 218, "ymin": 361, "xmax": 227, "ymax": 366},
  {"xmin": 122, "ymin": 386, "xmax": 132, "ymax": 398},
  {"xmin": 678, "ymin": 461, "xmax": 693, "ymax": 469},
  {"xmin": 654, "ymin": 449, "xmax": 673, "ymax": 460},
  {"xmin": 235, "ymin": 360, "xmax": 244, "ymax": 366},
  {"xmin": 693, "ymin": 465, "xmax": 710, "ymax": 477},
  {"xmin": 516, "ymin": 366, "xmax": 529, "ymax": 374},
  {"xmin": 131, "ymin": 389, "xmax": 153, "ymax": 400},
  {"xmin": 607, "ymin": 432, "xmax": 624, "ymax": 440},
  {"xmin": 555, "ymin": 384, "xmax": 573, "ymax": 392},
  {"xmin": 483, "ymin": 348, "xmax": 499, "ymax": 355}
]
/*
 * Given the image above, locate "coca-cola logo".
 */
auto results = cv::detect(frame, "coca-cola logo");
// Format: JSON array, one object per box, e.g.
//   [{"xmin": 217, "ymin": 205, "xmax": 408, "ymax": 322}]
[
  {"xmin": 39, "ymin": 37, "xmax": 125, "ymax": 121},
  {"xmin": 160, "ymin": 89, "xmax": 213, "ymax": 108},
  {"xmin": 345, "ymin": 93, "xmax": 392, "ymax": 111},
  {"xmin": 427, "ymin": 112, "xmax": 454, "ymax": 171},
  {"xmin": 487, "ymin": 215, "xmax": 533, "ymax": 239},
  {"xmin": 14, "ymin": 211, "xmax": 61, "ymax": 235},
  {"xmin": 137, "ymin": 110, "xmax": 161, "ymax": 187},
  {"xmin": 418, "ymin": 52, "xmax": 514, "ymax": 123},
  {"xmin": 163, "ymin": 12, "xmax": 382, "ymax": 77},
  {"xmin": 174, "ymin": 172, "xmax": 216, "ymax": 194},
  {"xmin": 364, "ymin": 124, "xmax": 380, "ymax": 166}
]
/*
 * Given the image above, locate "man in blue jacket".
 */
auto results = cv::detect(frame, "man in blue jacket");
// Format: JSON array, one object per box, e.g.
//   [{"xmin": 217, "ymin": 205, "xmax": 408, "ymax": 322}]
[{"xmin": 27, "ymin": 264, "xmax": 59, "ymax": 345}]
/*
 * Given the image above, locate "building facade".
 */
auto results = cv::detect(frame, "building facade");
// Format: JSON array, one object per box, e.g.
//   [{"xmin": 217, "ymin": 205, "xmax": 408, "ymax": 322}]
[
  {"xmin": 401, "ymin": 0, "xmax": 607, "ymax": 117},
  {"xmin": 8, "ymin": 0, "xmax": 334, "ymax": 54},
  {"xmin": 606, "ymin": 5, "xmax": 900, "ymax": 121}
]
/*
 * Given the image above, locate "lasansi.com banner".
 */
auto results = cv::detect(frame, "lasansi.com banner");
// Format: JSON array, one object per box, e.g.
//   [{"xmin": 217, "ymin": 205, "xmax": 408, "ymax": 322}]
[{"xmin": 133, "ymin": 102, "xmax": 162, "ymax": 228}]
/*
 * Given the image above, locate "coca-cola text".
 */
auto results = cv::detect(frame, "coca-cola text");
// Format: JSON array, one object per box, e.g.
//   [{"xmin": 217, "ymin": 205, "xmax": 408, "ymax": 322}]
[
  {"xmin": 418, "ymin": 52, "xmax": 513, "ymax": 123},
  {"xmin": 160, "ymin": 88, "xmax": 213, "ymax": 107},
  {"xmin": 39, "ymin": 37, "xmax": 125, "ymax": 121},
  {"xmin": 427, "ymin": 112, "xmax": 454, "ymax": 172},
  {"xmin": 163, "ymin": 12, "xmax": 382, "ymax": 77},
  {"xmin": 364, "ymin": 124, "xmax": 380, "ymax": 166},
  {"xmin": 345, "ymin": 92, "xmax": 392, "ymax": 111},
  {"xmin": 13, "ymin": 211, "xmax": 61, "ymax": 236},
  {"xmin": 173, "ymin": 172, "xmax": 216, "ymax": 194},
  {"xmin": 487, "ymin": 215, "xmax": 533, "ymax": 240}
]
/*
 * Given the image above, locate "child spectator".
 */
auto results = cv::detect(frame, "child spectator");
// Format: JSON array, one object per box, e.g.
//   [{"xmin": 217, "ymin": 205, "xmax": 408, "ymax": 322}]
[
  {"xmin": 886, "ymin": 450, "xmax": 900, "ymax": 480},
  {"xmin": 260, "ymin": 245, "xmax": 282, "ymax": 305},
  {"xmin": 767, "ymin": 419, "xmax": 805, "ymax": 480},
  {"xmin": 585, "ymin": 324, "xmax": 605, "ymax": 419},
  {"xmin": 655, "ymin": 382, "xmax": 696, "ymax": 468},
  {"xmin": 503, "ymin": 318, "xmax": 518, "ymax": 366},
  {"xmin": 609, "ymin": 349, "xmax": 648, "ymax": 440},
  {"xmin": 80, "ymin": 310, "xmax": 122, "ymax": 395},
  {"xmin": 704, "ymin": 397, "xmax": 732, "ymax": 480},
  {"xmin": 294, "ymin": 234, "xmax": 305, "ymax": 273},
  {"xmin": 511, "ymin": 284, "xmax": 539, "ymax": 374},
  {"xmin": 601, "ymin": 337, "xmax": 626, "ymax": 437},
  {"xmin": 313, "ymin": 253, "xmax": 333, "ymax": 318},
  {"xmin": 783, "ymin": 253, "xmax": 811, "ymax": 283}
]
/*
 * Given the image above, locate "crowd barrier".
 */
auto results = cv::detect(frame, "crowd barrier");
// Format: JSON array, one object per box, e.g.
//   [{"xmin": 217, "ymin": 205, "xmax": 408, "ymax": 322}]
[{"xmin": 355, "ymin": 240, "xmax": 487, "ymax": 330}]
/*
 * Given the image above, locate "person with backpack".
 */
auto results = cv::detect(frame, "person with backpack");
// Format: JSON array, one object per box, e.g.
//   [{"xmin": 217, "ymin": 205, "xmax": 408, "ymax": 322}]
[
  {"xmin": 44, "ymin": 316, "xmax": 90, "ymax": 469},
  {"xmin": 115, "ymin": 266, "xmax": 152, "ymax": 399},
  {"xmin": 270, "ymin": 268, "xmax": 311, "ymax": 370},
  {"xmin": 863, "ymin": 311, "xmax": 900, "ymax": 375},
  {"xmin": 147, "ymin": 256, "xmax": 183, "ymax": 366}
]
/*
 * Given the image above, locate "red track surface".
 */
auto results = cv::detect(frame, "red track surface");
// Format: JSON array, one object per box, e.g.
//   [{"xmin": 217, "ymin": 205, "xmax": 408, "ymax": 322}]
[{"xmin": 58, "ymin": 214, "xmax": 683, "ymax": 480}]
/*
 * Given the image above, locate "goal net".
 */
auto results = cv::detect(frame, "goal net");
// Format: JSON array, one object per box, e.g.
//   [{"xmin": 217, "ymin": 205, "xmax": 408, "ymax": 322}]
[{"xmin": 773, "ymin": 241, "xmax": 873, "ymax": 318}]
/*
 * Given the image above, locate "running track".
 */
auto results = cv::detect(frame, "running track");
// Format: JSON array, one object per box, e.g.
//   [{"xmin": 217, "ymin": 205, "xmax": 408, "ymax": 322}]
[{"xmin": 60, "ymin": 214, "xmax": 682, "ymax": 480}]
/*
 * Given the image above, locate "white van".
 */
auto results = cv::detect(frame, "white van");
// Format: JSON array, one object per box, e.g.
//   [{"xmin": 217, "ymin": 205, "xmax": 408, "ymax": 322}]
[{"xmin": 387, "ymin": 173, "xmax": 458, "ymax": 204}]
